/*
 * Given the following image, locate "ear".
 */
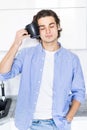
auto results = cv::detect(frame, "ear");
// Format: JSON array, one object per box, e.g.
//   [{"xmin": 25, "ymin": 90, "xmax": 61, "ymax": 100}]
[
  {"xmin": 57, "ymin": 24, "xmax": 61, "ymax": 30},
  {"xmin": 58, "ymin": 28, "xmax": 62, "ymax": 31}
]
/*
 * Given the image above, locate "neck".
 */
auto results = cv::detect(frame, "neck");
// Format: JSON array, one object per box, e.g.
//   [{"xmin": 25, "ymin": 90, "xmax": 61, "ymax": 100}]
[{"xmin": 42, "ymin": 42, "xmax": 60, "ymax": 51}]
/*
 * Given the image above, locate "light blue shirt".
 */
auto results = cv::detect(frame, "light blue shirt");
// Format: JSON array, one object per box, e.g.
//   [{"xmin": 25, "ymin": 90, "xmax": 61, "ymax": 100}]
[{"xmin": 0, "ymin": 43, "xmax": 85, "ymax": 130}]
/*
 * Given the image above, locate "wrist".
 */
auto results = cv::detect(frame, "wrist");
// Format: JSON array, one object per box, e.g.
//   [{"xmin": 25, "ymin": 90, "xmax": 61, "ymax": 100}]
[{"xmin": 66, "ymin": 116, "xmax": 73, "ymax": 122}]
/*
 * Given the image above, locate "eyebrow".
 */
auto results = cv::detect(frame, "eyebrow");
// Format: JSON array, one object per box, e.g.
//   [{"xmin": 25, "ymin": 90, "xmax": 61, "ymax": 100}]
[
  {"xmin": 49, "ymin": 22, "xmax": 55, "ymax": 25},
  {"xmin": 39, "ymin": 22, "xmax": 56, "ymax": 28}
]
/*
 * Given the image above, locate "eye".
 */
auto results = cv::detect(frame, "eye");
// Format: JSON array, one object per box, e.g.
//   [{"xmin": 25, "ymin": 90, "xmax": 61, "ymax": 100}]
[
  {"xmin": 50, "ymin": 24, "xmax": 55, "ymax": 28},
  {"xmin": 39, "ymin": 26, "xmax": 45, "ymax": 30}
]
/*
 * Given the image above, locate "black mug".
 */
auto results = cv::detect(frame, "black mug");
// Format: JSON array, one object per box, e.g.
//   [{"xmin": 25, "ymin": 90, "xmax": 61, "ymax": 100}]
[{"xmin": 25, "ymin": 22, "xmax": 40, "ymax": 38}]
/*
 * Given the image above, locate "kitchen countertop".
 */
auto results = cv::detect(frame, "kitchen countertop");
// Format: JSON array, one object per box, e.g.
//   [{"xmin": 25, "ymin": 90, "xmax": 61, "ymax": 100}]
[
  {"xmin": 0, "ymin": 95, "xmax": 87, "ymax": 125},
  {"xmin": 0, "ymin": 96, "xmax": 17, "ymax": 125}
]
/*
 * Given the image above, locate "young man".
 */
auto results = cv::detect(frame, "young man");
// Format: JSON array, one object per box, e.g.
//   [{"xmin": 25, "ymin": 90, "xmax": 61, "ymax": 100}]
[{"xmin": 0, "ymin": 10, "xmax": 85, "ymax": 130}]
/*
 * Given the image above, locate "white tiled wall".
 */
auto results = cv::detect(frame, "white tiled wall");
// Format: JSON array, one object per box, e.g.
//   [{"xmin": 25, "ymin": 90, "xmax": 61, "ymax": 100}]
[{"xmin": 0, "ymin": 0, "xmax": 87, "ymax": 96}]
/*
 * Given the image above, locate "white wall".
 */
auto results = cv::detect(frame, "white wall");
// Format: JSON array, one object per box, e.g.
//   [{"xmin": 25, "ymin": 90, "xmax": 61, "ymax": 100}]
[
  {"xmin": 0, "ymin": 0, "xmax": 87, "ymax": 96},
  {"xmin": 0, "ymin": 0, "xmax": 87, "ymax": 50},
  {"xmin": 0, "ymin": 0, "xmax": 86, "ymax": 9}
]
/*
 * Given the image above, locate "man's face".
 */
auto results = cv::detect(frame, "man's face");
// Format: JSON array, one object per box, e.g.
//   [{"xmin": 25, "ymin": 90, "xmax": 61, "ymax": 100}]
[{"xmin": 38, "ymin": 16, "xmax": 58, "ymax": 44}]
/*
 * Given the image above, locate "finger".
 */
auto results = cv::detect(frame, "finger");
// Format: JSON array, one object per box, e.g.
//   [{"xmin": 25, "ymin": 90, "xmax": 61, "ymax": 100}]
[{"xmin": 16, "ymin": 29, "xmax": 28, "ymax": 36}]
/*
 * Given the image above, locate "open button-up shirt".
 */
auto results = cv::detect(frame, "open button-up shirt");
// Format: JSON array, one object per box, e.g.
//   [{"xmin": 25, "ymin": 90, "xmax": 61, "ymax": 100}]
[{"xmin": 0, "ymin": 43, "xmax": 85, "ymax": 130}]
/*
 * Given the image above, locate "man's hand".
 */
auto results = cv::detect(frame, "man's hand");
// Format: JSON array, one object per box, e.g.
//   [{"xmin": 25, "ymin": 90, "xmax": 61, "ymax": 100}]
[{"xmin": 13, "ymin": 29, "xmax": 29, "ymax": 47}]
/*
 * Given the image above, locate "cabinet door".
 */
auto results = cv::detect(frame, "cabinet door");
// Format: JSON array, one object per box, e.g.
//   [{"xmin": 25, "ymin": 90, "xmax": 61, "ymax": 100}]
[
  {"xmin": 0, "ymin": 0, "xmax": 86, "ymax": 9},
  {"xmin": 10, "ymin": 119, "xmax": 18, "ymax": 130},
  {"xmin": 0, "ymin": 122, "xmax": 10, "ymax": 130},
  {"xmin": 0, "ymin": 9, "xmax": 38, "ymax": 51},
  {"xmin": 0, "ymin": 8, "xmax": 86, "ymax": 50},
  {"xmin": 72, "ymin": 117, "xmax": 87, "ymax": 130}
]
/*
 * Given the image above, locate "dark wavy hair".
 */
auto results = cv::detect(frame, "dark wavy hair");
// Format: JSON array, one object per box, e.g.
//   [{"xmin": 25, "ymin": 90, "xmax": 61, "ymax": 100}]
[{"xmin": 32, "ymin": 9, "xmax": 62, "ymax": 40}]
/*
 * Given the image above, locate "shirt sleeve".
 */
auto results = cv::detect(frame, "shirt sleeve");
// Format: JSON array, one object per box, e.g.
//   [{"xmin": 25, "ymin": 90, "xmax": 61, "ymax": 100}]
[
  {"xmin": 0, "ymin": 48, "xmax": 26, "ymax": 81},
  {"xmin": 71, "ymin": 55, "xmax": 86, "ymax": 103}
]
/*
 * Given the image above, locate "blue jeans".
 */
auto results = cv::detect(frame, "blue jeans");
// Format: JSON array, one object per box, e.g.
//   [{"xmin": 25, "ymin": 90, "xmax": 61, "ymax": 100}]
[{"xmin": 28, "ymin": 119, "xmax": 71, "ymax": 130}]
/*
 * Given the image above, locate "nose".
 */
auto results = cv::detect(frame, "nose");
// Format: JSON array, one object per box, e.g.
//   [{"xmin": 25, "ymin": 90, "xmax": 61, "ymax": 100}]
[{"xmin": 45, "ymin": 27, "xmax": 51, "ymax": 34}]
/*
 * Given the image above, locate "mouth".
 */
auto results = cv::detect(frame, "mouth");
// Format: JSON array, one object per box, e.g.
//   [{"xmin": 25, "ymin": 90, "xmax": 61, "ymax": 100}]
[{"xmin": 45, "ymin": 35, "xmax": 53, "ymax": 38}]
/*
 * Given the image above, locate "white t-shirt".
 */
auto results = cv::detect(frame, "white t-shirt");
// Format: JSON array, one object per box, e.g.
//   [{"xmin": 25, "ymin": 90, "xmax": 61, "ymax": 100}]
[{"xmin": 34, "ymin": 50, "xmax": 55, "ymax": 119}]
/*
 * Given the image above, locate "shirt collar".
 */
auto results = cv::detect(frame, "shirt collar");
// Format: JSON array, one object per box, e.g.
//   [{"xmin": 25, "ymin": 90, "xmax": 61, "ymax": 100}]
[{"xmin": 38, "ymin": 42, "xmax": 63, "ymax": 55}]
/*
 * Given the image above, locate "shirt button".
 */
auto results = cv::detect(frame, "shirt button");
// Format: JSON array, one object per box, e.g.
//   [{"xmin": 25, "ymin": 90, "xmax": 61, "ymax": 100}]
[
  {"xmin": 38, "ymin": 81, "xmax": 40, "ymax": 83},
  {"xmin": 40, "ymin": 69, "xmax": 42, "ymax": 71},
  {"xmin": 34, "ymin": 102, "xmax": 37, "ymax": 105},
  {"xmin": 36, "ymin": 91, "xmax": 38, "ymax": 95},
  {"xmin": 42, "ymin": 57, "xmax": 44, "ymax": 60}
]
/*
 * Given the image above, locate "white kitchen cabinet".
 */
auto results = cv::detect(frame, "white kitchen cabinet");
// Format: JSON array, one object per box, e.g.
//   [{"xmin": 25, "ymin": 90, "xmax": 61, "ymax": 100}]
[
  {"xmin": 0, "ymin": 121, "xmax": 10, "ymax": 130},
  {"xmin": 0, "ymin": 119, "xmax": 18, "ymax": 130},
  {"xmin": 0, "ymin": 7, "xmax": 86, "ymax": 50},
  {"xmin": 35, "ymin": 0, "xmax": 86, "ymax": 8},
  {"xmin": 0, "ymin": 122, "xmax": 14, "ymax": 130},
  {"xmin": 56, "ymin": 8, "xmax": 87, "ymax": 49},
  {"xmin": 72, "ymin": 117, "xmax": 87, "ymax": 130},
  {"xmin": 0, "ymin": 0, "xmax": 34, "ymax": 9},
  {"xmin": 0, "ymin": 0, "xmax": 86, "ymax": 9},
  {"xmin": 10, "ymin": 119, "xmax": 18, "ymax": 130},
  {"xmin": 0, "ymin": 9, "xmax": 38, "ymax": 51},
  {"xmin": 0, "ymin": 0, "xmax": 87, "ymax": 50}
]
